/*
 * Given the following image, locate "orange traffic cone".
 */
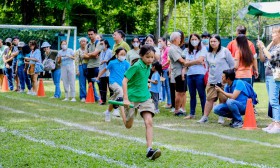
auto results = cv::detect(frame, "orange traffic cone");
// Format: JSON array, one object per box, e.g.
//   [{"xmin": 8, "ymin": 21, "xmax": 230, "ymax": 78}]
[
  {"xmin": 1, "ymin": 75, "xmax": 9, "ymax": 92},
  {"xmin": 37, "ymin": 79, "xmax": 46, "ymax": 97},
  {"xmin": 85, "ymin": 82, "xmax": 95, "ymax": 103},
  {"xmin": 242, "ymin": 98, "xmax": 257, "ymax": 130}
]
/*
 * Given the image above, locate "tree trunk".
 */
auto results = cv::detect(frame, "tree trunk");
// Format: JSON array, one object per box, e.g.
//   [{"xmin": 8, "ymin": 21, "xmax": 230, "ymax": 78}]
[
  {"xmin": 21, "ymin": 0, "xmax": 35, "ymax": 24},
  {"xmin": 163, "ymin": 2, "xmax": 174, "ymax": 37},
  {"xmin": 155, "ymin": 0, "xmax": 165, "ymax": 40}
]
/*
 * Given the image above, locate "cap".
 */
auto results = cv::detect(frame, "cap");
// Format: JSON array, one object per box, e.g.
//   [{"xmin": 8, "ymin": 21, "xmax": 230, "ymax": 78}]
[
  {"xmin": 18, "ymin": 42, "xmax": 25, "ymax": 47},
  {"xmin": 41, "ymin": 42, "xmax": 51, "ymax": 48},
  {"xmin": 5, "ymin": 38, "xmax": 12, "ymax": 43}
]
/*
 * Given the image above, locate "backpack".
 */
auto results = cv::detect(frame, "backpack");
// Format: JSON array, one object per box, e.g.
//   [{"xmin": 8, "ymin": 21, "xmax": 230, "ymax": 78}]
[
  {"xmin": 43, "ymin": 58, "xmax": 55, "ymax": 71},
  {"xmin": 242, "ymin": 81, "xmax": 258, "ymax": 105}
]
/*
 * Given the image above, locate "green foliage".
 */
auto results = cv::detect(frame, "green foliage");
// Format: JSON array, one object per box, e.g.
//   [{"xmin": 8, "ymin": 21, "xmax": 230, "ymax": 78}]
[{"xmin": 0, "ymin": 0, "xmax": 279, "ymax": 37}]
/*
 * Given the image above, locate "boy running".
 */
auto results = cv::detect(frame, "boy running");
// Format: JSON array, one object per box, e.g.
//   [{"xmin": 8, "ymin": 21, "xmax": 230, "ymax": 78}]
[{"xmin": 122, "ymin": 45, "xmax": 161, "ymax": 160}]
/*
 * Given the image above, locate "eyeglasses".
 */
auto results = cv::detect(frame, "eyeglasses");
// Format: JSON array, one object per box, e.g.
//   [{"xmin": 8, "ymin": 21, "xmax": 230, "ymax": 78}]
[
  {"xmin": 88, "ymin": 34, "xmax": 93, "ymax": 36},
  {"xmin": 133, "ymin": 41, "xmax": 139, "ymax": 43}
]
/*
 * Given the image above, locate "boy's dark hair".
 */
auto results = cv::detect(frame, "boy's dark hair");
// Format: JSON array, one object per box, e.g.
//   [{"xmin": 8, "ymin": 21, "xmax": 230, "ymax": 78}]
[
  {"xmin": 107, "ymin": 47, "xmax": 126, "ymax": 64},
  {"xmin": 201, "ymin": 32, "xmax": 210, "ymax": 38},
  {"xmin": 115, "ymin": 30, "xmax": 125, "ymax": 38},
  {"xmin": 115, "ymin": 47, "xmax": 127, "ymax": 56},
  {"xmin": 100, "ymin": 39, "xmax": 110, "ymax": 48},
  {"xmin": 139, "ymin": 45, "xmax": 156, "ymax": 57},
  {"xmin": 88, "ymin": 28, "xmax": 97, "ymax": 34},
  {"xmin": 223, "ymin": 69, "xmax": 236, "ymax": 81},
  {"xmin": 236, "ymin": 25, "xmax": 246, "ymax": 35},
  {"xmin": 152, "ymin": 61, "xmax": 163, "ymax": 76},
  {"xmin": 209, "ymin": 34, "xmax": 222, "ymax": 53}
]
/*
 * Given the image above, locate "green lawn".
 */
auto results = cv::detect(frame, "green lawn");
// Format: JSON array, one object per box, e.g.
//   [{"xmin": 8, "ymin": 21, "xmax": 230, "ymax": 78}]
[{"xmin": 0, "ymin": 80, "xmax": 279, "ymax": 168}]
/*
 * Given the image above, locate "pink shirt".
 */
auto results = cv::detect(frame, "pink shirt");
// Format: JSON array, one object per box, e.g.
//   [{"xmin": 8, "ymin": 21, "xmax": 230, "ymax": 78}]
[{"xmin": 161, "ymin": 47, "xmax": 170, "ymax": 70}]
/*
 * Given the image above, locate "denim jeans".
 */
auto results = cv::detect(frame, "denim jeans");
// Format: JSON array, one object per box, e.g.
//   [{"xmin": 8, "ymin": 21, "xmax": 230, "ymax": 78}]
[
  {"xmin": 87, "ymin": 67, "xmax": 100, "ymax": 101},
  {"xmin": 236, "ymin": 78, "xmax": 252, "ymax": 86},
  {"xmin": 78, "ymin": 64, "xmax": 87, "ymax": 99},
  {"xmin": 17, "ymin": 65, "xmax": 26, "ymax": 90},
  {"xmin": 24, "ymin": 71, "xmax": 32, "ymax": 90},
  {"xmin": 266, "ymin": 76, "xmax": 280, "ymax": 121},
  {"xmin": 187, "ymin": 74, "xmax": 206, "ymax": 116},
  {"xmin": 214, "ymin": 99, "xmax": 246, "ymax": 122},
  {"xmin": 151, "ymin": 92, "xmax": 159, "ymax": 110},
  {"xmin": 162, "ymin": 69, "xmax": 171, "ymax": 105},
  {"xmin": 52, "ymin": 68, "xmax": 61, "ymax": 98},
  {"xmin": 4, "ymin": 67, "xmax": 13, "ymax": 90}
]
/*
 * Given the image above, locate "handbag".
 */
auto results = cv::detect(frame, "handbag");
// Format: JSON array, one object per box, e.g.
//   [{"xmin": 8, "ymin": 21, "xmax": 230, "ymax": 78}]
[
  {"xmin": 28, "ymin": 64, "xmax": 35, "ymax": 75},
  {"xmin": 273, "ymin": 67, "xmax": 280, "ymax": 81},
  {"xmin": 203, "ymin": 64, "xmax": 209, "ymax": 86}
]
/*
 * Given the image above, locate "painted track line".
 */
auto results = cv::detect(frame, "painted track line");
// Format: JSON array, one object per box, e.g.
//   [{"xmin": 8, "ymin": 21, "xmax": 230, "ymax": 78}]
[
  {"xmin": 155, "ymin": 125, "xmax": 280, "ymax": 148},
  {"xmin": 0, "ymin": 127, "xmax": 136, "ymax": 168},
  {"xmin": 1, "ymin": 106, "xmax": 273, "ymax": 168},
  {"xmin": 3, "ymin": 95, "xmax": 280, "ymax": 150}
]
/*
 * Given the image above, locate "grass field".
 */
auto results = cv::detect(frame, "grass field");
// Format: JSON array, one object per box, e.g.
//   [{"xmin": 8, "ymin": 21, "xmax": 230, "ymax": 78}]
[{"xmin": 0, "ymin": 80, "xmax": 279, "ymax": 168}]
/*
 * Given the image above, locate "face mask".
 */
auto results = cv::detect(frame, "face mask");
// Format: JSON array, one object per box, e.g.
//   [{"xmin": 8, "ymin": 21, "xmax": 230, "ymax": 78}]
[
  {"xmin": 61, "ymin": 44, "xmax": 67, "ymax": 50},
  {"xmin": 158, "ymin": 43, "xmax": 163, "ymax": 49},
  {"xmin": 118, "ymin": 56, "xmax": 126, "ymax": 62},
  {"xmin": 132, "ymin": 42, "xmax": 139, "ymax": 48},
  {"xmin": 100, "ymin": 45, "xmax": 105, "ymax": 50},
  {"xmin": 191, "ymin": 40, "xmax": 199, "ymax": 47},
  {"xmin": 202, "ymin": 39, "xmax": 209, "ymax": 45}
]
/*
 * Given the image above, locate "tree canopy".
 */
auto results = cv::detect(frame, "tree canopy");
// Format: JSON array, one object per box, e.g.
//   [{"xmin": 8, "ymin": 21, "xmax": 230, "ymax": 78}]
[{"xmin": 0, "ymin": 0, "xmax": 279, "ymax": 39}]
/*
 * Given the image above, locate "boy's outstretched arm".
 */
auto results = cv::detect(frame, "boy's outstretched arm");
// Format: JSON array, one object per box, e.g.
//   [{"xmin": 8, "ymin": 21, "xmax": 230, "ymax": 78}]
[{"xmin": 122, "ymin": 77, "xmax": 130, "ymax": 107}]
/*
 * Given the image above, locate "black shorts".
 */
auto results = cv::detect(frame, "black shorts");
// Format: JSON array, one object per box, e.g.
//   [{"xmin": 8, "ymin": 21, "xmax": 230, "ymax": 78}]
[
  {"xmin": 87, "ymin": 67, "xmax": 99, "ymax": 82},
  {"xmin": 175, "ymin": 75, "xmax": 187, "ymax": 92},
  {"xmin": 0, "ymin": 69, "xmax": 3, "ymax": 74}
]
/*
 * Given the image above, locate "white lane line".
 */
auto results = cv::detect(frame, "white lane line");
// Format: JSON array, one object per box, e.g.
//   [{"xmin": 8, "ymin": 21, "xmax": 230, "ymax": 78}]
[
  {"xmin": 0, "ymin": 127, "xmax": 136, "ymax": 168},
  {"xmin": 3, "ymin": 95, "xmax": 100, "ymax": 115},
  {"xmin": 2, "ymin": 95, "xmax": 280, "ymax": 150},
  {"xmin": 1, "ymin": 106, "xmax": 273, "ymax": 168},
  {"xmin": 155, "ymin": 125, "xmax": 280, "ymax": 148}
]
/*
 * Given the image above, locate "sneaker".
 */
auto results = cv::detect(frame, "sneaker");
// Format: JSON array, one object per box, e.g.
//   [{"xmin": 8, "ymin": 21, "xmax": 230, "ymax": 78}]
[
  {"xmin": 80, "ymin": 98, "xmax": 86, "ymax": 102},
  {"xmin": 174, "ymin": 111, "xmax": 186, "ymax": 117},
  {"xmin": 266, "ymin": 124, "xmax": 280, "ymax": 134},
  {"xmin": 170, "ymin": 107, "xmax": 175, "ymax": 113},
  {"xmin": 146, "ymin": 148, "xmax": 161, "ymax": 160},
  {"xmin": 165, "ymin": 105, "xmax": 172, "ymax": 109},
  {"xmin": 113, "ymin": 109, "xmax": 120, "ymax": 117},
  {"xmin": 179, "ymin": 108, "xmax": 186, "ymax": 113},
  {"xmin": 31, "ymin": 92, "xmax": 37, "ymax": 96},
  {"xmin": 62, "ymin": 98, "xmax": 69, "ymax": 101},
  {"xmin": 184, "ymin": 115, "xmax": 195, "ymax": 119},
  {"xmin": 104, "ymin": 111, "xmax": 111, "ymax": 122},
  {"xmin": 230, "ymin": 121, "xmax": 243, "ymax": 128},
  {"xmin": 218, "ymin": 116, "xmax": 225, "ymax": 124},
  {"xmin": 197, "ymin": 116, "xmax": 208, "ymax": 123},
  {"xmin": 71, "ymin": 98, "xmax": 76, "ymax": 102},
  {"xmin": 262, "ymin": 122, "xmax": 275, "ymax": 132},
  {"xmin": 27, "ymin": 90, "xmax": 32, "ymax": 95},
  {"xmin": 19, "ymin": 89, "xmax": 25, "ymax": 93},
  {"xmin": 155, "ymin": 109, "xmax": 160, "ymax": 114}
]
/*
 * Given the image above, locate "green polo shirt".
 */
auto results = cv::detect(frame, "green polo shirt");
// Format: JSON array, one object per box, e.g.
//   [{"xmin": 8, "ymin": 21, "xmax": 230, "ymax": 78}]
[
  {"xmin": 124, "ymin": 59, "xmax": 151, "ymax": 102},
  {"xmin": 112, "ymin": 40, "xmax": 130, "ymax": 55}
]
